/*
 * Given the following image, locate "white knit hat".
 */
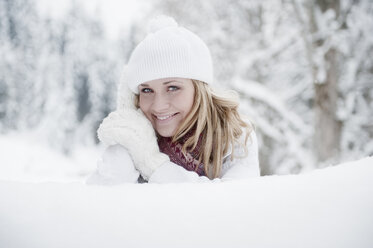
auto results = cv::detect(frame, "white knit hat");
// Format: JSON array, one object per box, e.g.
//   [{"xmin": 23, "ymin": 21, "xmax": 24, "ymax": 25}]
[{"xmin": 125, "ymin": 15, "xmax": 214, "ymax": 93}]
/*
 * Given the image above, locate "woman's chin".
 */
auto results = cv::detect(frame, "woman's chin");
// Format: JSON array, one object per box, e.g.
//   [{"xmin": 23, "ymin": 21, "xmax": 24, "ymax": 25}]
[{"xmin": 156, "ymin": 128, "xmax": 176, "ymax": 138}]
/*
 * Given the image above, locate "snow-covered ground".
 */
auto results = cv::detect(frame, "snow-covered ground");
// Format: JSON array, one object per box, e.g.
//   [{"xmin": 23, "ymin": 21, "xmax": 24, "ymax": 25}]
[
  {"xmin": 0, "ymin": 133, "xmax": 372, "ymax": 248},
  {"xmin": 0, "ymin": 132, "xmax": 100, "ymax": 182}
]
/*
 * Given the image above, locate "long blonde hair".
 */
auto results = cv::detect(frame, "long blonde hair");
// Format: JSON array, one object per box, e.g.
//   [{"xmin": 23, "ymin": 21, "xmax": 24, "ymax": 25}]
[{"xmin": 136, "ymin": 80, "xmax": 253, "ymax": 179}]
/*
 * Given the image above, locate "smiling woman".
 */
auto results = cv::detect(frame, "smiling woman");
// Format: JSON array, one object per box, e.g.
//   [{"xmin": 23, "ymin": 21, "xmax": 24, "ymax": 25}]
[
  {"xmin": 87, "ymin": 15, "xmax": 260, "ymax": 184},
  {"xmin": 137, "ymin": 78, "xmax": 195, "ymax": 137}
]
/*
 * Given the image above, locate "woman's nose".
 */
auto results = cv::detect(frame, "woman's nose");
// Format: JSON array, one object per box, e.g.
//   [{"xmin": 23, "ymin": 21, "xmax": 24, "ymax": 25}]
[{"xmin": 151, "ymin": 93, "xmax": 170, "ymax": 112}]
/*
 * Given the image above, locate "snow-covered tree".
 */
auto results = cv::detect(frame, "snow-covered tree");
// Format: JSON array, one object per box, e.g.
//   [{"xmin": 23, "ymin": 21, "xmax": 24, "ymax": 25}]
[
  {"xmin": 291, "ymin": 0, "xmax": 373, "ymax": 165},
  {"xmin": 0, "ymin": 0, "xmax": 120, "ymax": 153}
]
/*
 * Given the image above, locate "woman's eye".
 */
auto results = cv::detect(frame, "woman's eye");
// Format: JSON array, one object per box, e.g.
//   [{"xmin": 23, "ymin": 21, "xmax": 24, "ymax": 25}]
[
  {"xmin": 141, "ymin": 88, "xmax": 152, "ymax": 93},
  {"xmin": 168, "ymin": 86, "xmax": 179, "ymax": 91}
]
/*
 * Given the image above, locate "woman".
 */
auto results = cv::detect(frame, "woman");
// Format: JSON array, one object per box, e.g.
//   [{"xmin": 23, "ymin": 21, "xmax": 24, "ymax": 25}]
[{"xmin": 87, "ymin": 16, "xmax": 260, "ymax": 184}]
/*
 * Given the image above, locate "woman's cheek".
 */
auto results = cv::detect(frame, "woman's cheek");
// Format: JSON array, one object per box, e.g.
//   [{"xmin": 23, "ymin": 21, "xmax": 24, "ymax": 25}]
[
  {"xmin": 139, "ymin": 98, "xmax": 148, "ymax": 115},
  {"xmin": 139, "ymin": 94, "xmax": 149, "ymax": 107},
  {"xmin": 140, "ymin": 102, "xmax": 154, "ymax": 124}
]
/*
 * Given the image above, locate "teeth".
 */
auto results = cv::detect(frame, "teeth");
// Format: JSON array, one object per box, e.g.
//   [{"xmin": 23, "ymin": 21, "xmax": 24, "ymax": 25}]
[{"xmin": 156, "ymin": 114, "xmax": 174, "ymax": 120}]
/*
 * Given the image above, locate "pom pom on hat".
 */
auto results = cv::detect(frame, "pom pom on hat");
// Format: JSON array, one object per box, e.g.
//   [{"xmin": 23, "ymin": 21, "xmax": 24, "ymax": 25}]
[
  {"xmin": 146, "ymin": 15, "xmax": 178, "ymax": 34},
  {"xmin": 125, "ymin": 15, "xmax": 213, "ymax": 93}
]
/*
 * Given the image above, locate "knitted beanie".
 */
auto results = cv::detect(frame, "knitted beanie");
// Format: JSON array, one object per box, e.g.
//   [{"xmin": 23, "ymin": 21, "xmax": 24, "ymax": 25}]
[{"xmin": 125, "ymin": 15, "xmax": 214, "ymax": 93}]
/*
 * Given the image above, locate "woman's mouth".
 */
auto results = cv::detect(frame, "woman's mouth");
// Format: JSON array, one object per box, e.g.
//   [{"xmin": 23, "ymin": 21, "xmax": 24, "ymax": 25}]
[{"xmin": 154, "ymin": 113, "xmax": 178, "ymax": 122}]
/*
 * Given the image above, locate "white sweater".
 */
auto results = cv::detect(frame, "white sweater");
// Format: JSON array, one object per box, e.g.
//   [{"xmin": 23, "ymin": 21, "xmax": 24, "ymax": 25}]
[{"xmin": 87, "ymin": 131, "xmax": 260, "ymax": 184}]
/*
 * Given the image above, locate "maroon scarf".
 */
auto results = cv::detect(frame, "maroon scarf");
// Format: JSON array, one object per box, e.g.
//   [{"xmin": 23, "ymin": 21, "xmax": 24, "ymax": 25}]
[{"xmin": 157, "ymin": 130, "xmax": 206, "ymax": 176}]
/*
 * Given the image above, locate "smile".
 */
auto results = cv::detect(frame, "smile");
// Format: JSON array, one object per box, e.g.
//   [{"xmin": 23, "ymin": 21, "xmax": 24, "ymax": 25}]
[{"xmin": 154, "ymin": 113, "xmax": 178, "ymax": 121}]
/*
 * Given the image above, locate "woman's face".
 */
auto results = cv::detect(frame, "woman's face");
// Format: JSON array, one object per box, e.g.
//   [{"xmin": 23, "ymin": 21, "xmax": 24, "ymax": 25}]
[{"xmin": 138, "ymin": 77, "xmax": 195, "ymax": 137}]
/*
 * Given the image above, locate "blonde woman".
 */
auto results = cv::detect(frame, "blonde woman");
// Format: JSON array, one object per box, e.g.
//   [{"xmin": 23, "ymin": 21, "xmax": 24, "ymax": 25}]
[{"xmin": 87, "ymin": 16, "xmax": 259, "ymax": 184}]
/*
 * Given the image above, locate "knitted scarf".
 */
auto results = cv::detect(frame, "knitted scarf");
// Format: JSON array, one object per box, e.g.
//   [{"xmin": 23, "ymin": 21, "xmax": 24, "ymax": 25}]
[{"xmin": 157, "ymin": 130, "xmax": 206, "ymax": 176}]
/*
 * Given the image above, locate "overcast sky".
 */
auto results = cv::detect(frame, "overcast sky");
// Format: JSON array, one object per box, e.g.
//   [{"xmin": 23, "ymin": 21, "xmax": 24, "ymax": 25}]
[{"xmin": 36, "ymin": 0, "xmax": 152, "ymax": 39}]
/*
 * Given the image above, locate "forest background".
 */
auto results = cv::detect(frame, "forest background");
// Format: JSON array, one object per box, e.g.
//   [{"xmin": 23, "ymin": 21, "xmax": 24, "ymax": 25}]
[{"xmin": 1, "ymin": 0, "xmax": 372, "ymax": 180}]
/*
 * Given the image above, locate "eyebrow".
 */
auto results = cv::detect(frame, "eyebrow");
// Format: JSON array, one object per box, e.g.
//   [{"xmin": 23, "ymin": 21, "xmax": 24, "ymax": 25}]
[{"xmin": 139, "ymin": 80, "xmax": 182, "ymax": 87}]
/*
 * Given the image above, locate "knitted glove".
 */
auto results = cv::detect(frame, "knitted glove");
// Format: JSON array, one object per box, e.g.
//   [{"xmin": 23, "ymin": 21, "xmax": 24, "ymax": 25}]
[
  {"xmin": 86, "ymin": 144, "xmax": 140, "ymax": 185},
  {"xmin": 97, "ymin": 110, "xmax": 170, "ymax": 180},
  {"xmin": 97, "ymin": 71, "xmax": 169, "ymax": 180}
]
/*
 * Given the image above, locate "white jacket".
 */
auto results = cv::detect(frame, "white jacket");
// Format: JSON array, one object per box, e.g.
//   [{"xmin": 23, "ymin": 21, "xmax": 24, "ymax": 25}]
[{"xmin": 87, "ymin": 130, "xmax": 260, "ymax": 184}]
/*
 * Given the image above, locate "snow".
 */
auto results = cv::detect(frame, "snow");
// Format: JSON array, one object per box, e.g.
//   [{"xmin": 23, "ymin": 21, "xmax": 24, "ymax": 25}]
[
  {"xmin": 1, "ymin": 1, "xmax": 372, "ymax": 245},
  {"xmin": 0, "ymin": 131, "xmax": 99, "ymax": 183},
  {"xmin": 0, "ymin": 156, "xmax": 372, "ymax": 248}
]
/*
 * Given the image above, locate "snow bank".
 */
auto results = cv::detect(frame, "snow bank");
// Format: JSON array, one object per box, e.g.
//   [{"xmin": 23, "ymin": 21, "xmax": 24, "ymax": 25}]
[{"xmin": 0, "ymin": 157, "xmax": 372, "ymax": 248}]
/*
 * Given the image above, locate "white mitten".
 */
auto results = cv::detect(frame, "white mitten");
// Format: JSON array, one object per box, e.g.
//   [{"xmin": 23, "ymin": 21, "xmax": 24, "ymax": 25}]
[
  {"xmin": 86, "ymin": 144, "xmax": 139, "ymax": 185},
  {"xmin": 97, "ymin": 110, "xmax": 170, "ymax": 181},
  {"xmin": 97, "ymin": 69, "xmax": 169, "ymax": 180}
]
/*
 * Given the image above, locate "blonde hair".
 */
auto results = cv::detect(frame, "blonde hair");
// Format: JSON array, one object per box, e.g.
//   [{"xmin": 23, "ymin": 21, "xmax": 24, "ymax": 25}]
[{"xmin": 135, "ymin": 80, "xmax": 253, "ymax": 179}]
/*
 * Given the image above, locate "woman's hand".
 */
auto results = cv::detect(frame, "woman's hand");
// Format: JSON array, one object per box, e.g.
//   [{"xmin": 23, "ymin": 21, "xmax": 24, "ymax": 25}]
[
  {"xmin": 86, "ymin": 144, "xmax": 140, "ymax": 185},
  {"xmin": 97, "ymin": 109, "xmax": 169, "ymax": 181},
  {"xmin": 97, "ymin": 68, "xmax": 169, "ymax": 180}
]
